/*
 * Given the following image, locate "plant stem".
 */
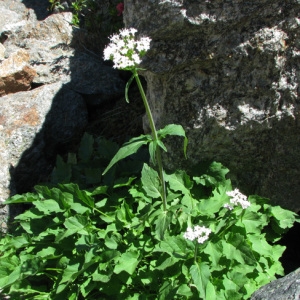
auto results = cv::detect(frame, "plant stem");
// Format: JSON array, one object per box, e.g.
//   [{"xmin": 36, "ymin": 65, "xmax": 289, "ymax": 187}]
[
  {"xmin": 133, "ymin": 70, "xmax": 167, "ymax": 211},
  {"xmin": 94, "ymin": 207, "xmax": 114, "ymax": 220},
  {"xmin": 194, "ymin": 243, "xmax": 199, "ymax": 263}
]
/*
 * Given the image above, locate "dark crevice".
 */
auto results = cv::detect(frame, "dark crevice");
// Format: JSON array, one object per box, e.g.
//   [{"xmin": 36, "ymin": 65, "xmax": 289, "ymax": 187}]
[
  {"xmin": 30, "ymin": 82, "xmax": 45, "ymax": 90},
  {"xmin": 0, "ymin": 33, "xmax": 8, "ymax": 44},
  {"xmin": 278, "ymin": 212, "xmax": 300, "ymax": 275}
]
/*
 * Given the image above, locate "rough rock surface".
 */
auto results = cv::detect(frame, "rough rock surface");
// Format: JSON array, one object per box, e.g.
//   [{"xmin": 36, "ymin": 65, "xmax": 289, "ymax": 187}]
[
  {"xmin": 124, "ymin": 0, "xmax": 300, "ymax": 212},
  {"xmin": 0, "ymin": 44, "xmax": 5, "ymax": 60},
  {"xmin": 0, "ymin": 0, "xmax": 125, "ymax": 219},
  {"xmin": 0, "ymin": 82, "xmax": 88, "ymax": 201},
  {"xmin": 250, "ymin": 267, "xmax": 300, "ymax": 300},
  {"xmin": 0, "ymin": 49, "xmax": 37, "ymax": 96}
]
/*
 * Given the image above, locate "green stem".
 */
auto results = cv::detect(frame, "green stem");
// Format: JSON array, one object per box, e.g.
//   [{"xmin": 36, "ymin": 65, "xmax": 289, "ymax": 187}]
[
  {"xmin": 45, "ymin": 268, "xmax": 63, "ymax": 272},
  {"xmin": 133, "ymin": 70, "xmax": 167, "ymax": 211},
  {"xmin": 94, "ymin": 207, "xmax": 114, "ymax": 220},
  {"xmin": 194, "ymin": 243, "xmax": 199, "ymax": 263}
]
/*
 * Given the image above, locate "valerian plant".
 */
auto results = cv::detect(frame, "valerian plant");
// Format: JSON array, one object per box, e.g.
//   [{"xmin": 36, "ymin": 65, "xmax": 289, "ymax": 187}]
[
  {"xmin": 0, "ymin": 28, "xmax": 299, "ymax": 299},
  {"xmin": 103, "ymin": 27, "xmax": 188, "ymax": 213}
]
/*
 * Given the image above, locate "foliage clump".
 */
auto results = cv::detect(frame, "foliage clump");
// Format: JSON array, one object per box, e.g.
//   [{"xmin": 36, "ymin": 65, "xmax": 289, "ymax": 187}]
[
  {"xmin": 0, "ymin": 134, "xmax": 298, "ymax": 299},
  {"xmin": 48, "ymin": 0, "xmax": 123, "ymax": 35}
]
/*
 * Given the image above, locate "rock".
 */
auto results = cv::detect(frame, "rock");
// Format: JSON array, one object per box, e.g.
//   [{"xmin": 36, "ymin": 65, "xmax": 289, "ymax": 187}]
[
  {"xmin": 124, "ymin": 0, "xmax": 300, "ymax": 211},
  {"xmin": 0, "ymin": 2, "xmax": 27, "ymax": 35},
  {"xmin": 250, "ymin": 267, "xmax": 300, "ymax": 300},
  {"xmin": 1, "ymin": 4, "xmax": 125, "ymax": 101},
  {"xmin": 0, "ymin": 82, "xmax": 88, "ymax": 205},
  {"xmin": 0, "ymin": 44, "xmax": 5, "ymax": 60},
  {"xmin": 0, "ymin": 49, "xmax": 37, "ymax": 96},
  {"xmin": 69, "ymin": 52, "xmax": 125, "ymax": 106},
  {"xmin": 0, "ymin": 0, "xmax": 126, "ymax": 203},
  {"xmin": 1, "ymin": 11, "xmax": 75, "ymax": 85}
]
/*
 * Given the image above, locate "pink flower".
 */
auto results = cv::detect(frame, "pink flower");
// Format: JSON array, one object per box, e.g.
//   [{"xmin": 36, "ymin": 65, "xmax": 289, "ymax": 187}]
[{"xmin": 116, "ymin": 2, "xmax": 124, "ymax": 16}]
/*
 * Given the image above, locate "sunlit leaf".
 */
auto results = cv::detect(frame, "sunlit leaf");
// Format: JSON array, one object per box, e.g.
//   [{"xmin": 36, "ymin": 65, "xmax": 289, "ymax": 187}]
[
  {"xmin": 114, "ymin": 250, "xmax": 140, "ymax": 275},
  {"xmin": 190, "ymin": 262, "xmax": 210, "ymax": 298},
  {"xmin": 157, "ymin": 124, "xmax": 188, "ymax": 158},
  {"xmin": 141, "ymin": 163, "xmax": 161, "ymax": 199},
  {"xmin": 154, "ymin": 210, "xmax": 173, "ymax": 240},
  {"xmin": 102, "ymin": 135, "xmax": 151, "ymax": 175}
]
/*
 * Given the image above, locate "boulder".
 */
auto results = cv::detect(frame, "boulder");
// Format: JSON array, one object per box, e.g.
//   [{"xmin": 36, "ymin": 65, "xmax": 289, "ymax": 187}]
[
  {"xmin": 250, "ymin": 267, "xmax": 300, "ymax": 300},
  {"xmin": 124, "ymin": 0, "xmax": 300, "ymax": 211},
  {"xmin": 0, "ymin": 44, "xmax": 5, "ymax": 60},
  {"xmin": 0, "ymin": 82, "xmax": 88, "ymax": 206},
  {"xmin": 0, "ymin": 0, "xmax": 126, "ymax": 211},
  {"xmin": 1, "ymin": 3, "xmax": 125, "ymax": 101}
]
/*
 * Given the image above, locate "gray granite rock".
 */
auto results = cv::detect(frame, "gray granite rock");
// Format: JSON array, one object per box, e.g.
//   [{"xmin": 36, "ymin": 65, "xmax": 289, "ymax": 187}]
[
  {"xmin": 0, "ymin": 0, "xmax": 127, "ymax": 230},
  {"xmin": 251, "ymin": 268, "xmax": 300, "ymax": 300},
  {"xmin": 0, "ymin": 82, "xmax": 88, "ymax": 204},
  {"xmin": 124, "ymin": 0, "xmax": 300, "ymax": 212},
  {"xmin": 1, "ymin": 2, "xmax": 124, "ymax": 99}
]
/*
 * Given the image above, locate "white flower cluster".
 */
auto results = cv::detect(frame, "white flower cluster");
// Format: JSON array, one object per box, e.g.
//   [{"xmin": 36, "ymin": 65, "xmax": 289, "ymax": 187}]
[
  {"xmin": 183, "ymin": 225, "xmax": 211, "ymax": 244},
  {"xmin": 103, "ymin": 28, "xmax": 151, "ymax": 70},
  {"xmin": 225, "ymin": 188, "xmax": 250, "ymax": 209}
]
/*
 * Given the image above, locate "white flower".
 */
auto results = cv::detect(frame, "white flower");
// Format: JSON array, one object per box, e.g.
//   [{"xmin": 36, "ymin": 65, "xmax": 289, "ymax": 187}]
[
  {"xmin": 183, "ymin": 227, "xmax": 195, "ymax": 241},
  {"xmin": 223, "ymin": 203, "xmax": 234, "ymax": 210},
  {"xmin": 226, "ymin": 188, "xmax": 250, "ymax": 209},
  {"xmin": 103, "ymin": 27, "xmax": 151, "ymax": 70},
  {"xmin": 183, "ymin": 225, "xmax": 211, "ymax": 244}
]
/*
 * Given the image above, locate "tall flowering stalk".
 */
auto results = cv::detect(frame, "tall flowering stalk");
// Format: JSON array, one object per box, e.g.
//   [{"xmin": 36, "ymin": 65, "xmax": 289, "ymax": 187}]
[{"xmin": 102, "ymin": 28, "xmax": 188, "ymax": 211}]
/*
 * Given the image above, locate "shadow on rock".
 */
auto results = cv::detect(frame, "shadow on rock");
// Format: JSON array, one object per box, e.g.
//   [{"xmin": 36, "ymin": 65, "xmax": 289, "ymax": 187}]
[{"xmin": 0, "ymin": 0, "xmax": 125, "ymax": 222}]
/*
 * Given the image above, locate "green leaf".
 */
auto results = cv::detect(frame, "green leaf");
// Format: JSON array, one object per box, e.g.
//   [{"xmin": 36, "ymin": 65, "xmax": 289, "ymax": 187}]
[
  {"xmin": 155, "ymin": 255, "xmax": 179, "ymax": 270},
  {"xmin": 157, "ymin": 139, "xmax": 168, "ymax": 152},
  {"xmin": 240, "ymin": 210, "xmax": 266, "ymax": 234},
  {"xmin": 221, "ymin": 239, "xmax": 245, "ymax": 265},
  {"xmin": 165, "ymin": 170, "xmax": 192, "ymax": 195},
  {"xmin": 104, "ymin": 233, "xmax": 121, "ymax": 249},
  {"xmin": 154, "ymin": 235, "xmax": 192, "ymax": 258},
  {"xmin": 116, "ymin": 201, "xmax": 134, "ymax": 226},
  {"xmin": 64, "ymin": 215, "xmax": 89, "ymax": 231},
  {"xmin": 205, "ymin": 280, "xmax": 217, "ymax": 300},
  {"xmin": 154, "ymin": 210, "xmax": 173, "ymax": 240},
  {"xmin": 34, "ymin": 199, "xmax": 64, "ymax": 214},
  {"xmin": 55, "ymin": 215, "xmax": 89, "ymax": 242},
  {"xmin": 78, "ymin": 132, "xmax": 94, "ymax": 162},
  {"xmin": 228, "ymin": 271, "xmax": 248, "ymax": 288},
  {"xmin": 203, "ymin": 241, "xmax": 223, "ymax": 267},
  {"xmin": 141, "ymin": 163, "xmax": 162, "ymax": 199},
  {"xmin": 91, "ymin": 186, "xmax": 108, "ymax": 196},
  {"xmin": 193, "ymin": 161, "xmax": 230, "ymax": 188},
  {"xmin": 113, "ymin": 177, "xmax": 136, "ymax": 188},
  {"xmin": 96, "ymin": 137, "xmax": 119, "ymax": 160},
  {"xmin": 157, "ymin": 124, "xmax": 188, "ymax": 158},
  {"xmin": 114, "ymin": 250, "xmax": 140, "ymax": 275},
  {"xmin": 102, "ymin": 135, "xmax": 151, "ymax": 175},
  {"xmin": 4, "ymin": 234, "xmax": 31, "ymax": 250},
  {"xmin": 190, "ymin": 262, "xmax": 210, "ymax": 298},
  {"xmin": 51, "ymin": 155, "xmax": 72, "ymax": 183},
  {"xmin": 75, "ymin": 187, "xmax": 94, "ymax": 209},
  {"xmin": 270, "ymin": 206, "xmax": 297, "ymax": 229},
  {"xmin": 0, "ymin": 265, "xmax": 22, "ymax": 289},
  {"xmin": 84, "ymin": 168, "xmax": 102, "ymax": 185},
  {"xmin": 247, "ymin": 235, "xmax": 273, "ymax": 257},
  {"xmin": 4, "ymin": 192, "xmax": 39, "ymax": 204},
  {"xmin": 159, "ymin": 280, "xmax": 176, "ymax": 299},
  {"xmin": 197, "ymin": 185, "xmax": 228, "ymax": 215},
  {"xmin": 57, "ymin": 262, "xmax": 80, "ymax": 292},
  {"xmin": 177, "ymin": 284, "xmax": 193, "ymax": 298}
]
